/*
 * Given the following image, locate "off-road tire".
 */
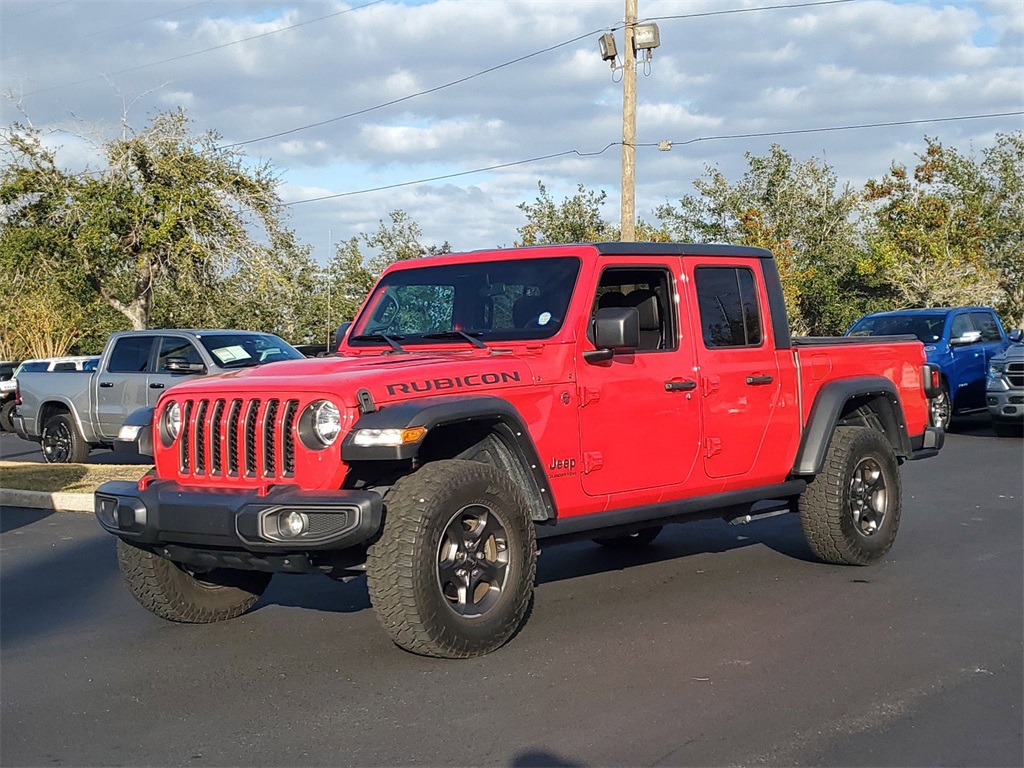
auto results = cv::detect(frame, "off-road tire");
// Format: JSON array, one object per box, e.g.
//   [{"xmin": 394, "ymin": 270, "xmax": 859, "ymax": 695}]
[
  {"xmin": 41, "ymin": 413, "xmax": 90, "ymax": 463},
  {"xmin": 0, "ymin": 400, "xmax": 15, "ymax": 433},
  {"xmin": 116, "ymin": 539, "xmax": 272, "ymax": 623},
  {"xmin": 366, "ymin": 459, "xmax": 537, "ymax": 658},
  {"xmin": 799, "ymin": 426, "xmax": 901, "ymax": 566},
  {"xmin": 593, "ymin": 526, "xmax": 663, "ymax": 548}
]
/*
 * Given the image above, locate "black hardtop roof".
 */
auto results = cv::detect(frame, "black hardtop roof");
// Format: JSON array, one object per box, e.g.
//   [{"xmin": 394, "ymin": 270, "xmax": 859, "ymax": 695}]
[
  {"xmin": 432, "ymin": 242, "xmax": 774, "ymax": 260},
  {"xmin": 592, "ymin": 242, "xmax": 774, "ymax": 259}
]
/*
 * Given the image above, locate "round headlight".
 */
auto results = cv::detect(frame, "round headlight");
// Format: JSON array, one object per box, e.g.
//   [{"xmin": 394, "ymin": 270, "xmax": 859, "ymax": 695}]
[
  {"xmin": 312, "ymin": 400, "xmax": 341, "ymax": 445},
  {"xmin": 163, "ymin": 401, "xmax": 182, "ymax": 442}
]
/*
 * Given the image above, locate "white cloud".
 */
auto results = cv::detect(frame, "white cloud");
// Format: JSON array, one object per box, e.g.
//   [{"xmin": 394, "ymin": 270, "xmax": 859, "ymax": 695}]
[{"xmin": 0, "ymin": 0, "xmax": 1019, "ymax": 265}]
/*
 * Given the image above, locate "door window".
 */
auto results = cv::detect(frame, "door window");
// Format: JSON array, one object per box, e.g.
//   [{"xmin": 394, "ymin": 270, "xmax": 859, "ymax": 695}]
[
  {"xmin": 590, "ymin": 267, "xmax": 676, "ymax": 351},
  {"xmin": 970, "ymin": 312, "xmax": 1002, "ymax": 343},
  {"xmin": 949, "ymin": 314, "xmax": 978, "ymax": 344},
  {"xmin": 107, "ymin": 336, "xmax": 155, "ymax": 373},
  {"xmin": 695, "ymin": 267, "xmax": 762, "ymax": 348},
  {"xmin": 157, "ymin": 337, "xmax": 203, "ymax": 372}
]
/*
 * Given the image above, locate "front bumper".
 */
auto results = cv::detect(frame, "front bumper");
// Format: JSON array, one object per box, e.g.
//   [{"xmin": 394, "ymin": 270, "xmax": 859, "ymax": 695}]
[
  {"xmin": 986, "ymin": 389, "xmax": 1024, "ymax": 422},
  {"xmin": 95, "ymin": 479, "xmax": 383, "ymax": 560}
]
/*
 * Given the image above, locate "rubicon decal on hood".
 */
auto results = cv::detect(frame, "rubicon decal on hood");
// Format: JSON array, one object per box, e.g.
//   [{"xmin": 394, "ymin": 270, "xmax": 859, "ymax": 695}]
[{"xmin": 385, "ymin": 371, "xmax": 522, "ymax": 396}]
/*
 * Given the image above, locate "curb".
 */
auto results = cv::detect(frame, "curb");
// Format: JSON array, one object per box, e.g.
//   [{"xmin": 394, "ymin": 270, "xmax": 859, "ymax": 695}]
[{"xmin": 1, "ymin": 488, "xmax": 94, "ymax": 513}]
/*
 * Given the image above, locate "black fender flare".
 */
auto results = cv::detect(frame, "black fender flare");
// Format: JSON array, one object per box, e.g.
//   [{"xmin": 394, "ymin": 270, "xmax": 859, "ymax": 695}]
[
  {"xmin": 341, "ymin": 395, "xmax": 555, "ymax": 520},
  {"xmin": 793, "ymin": 376, "xmax": 911, "ymax": 476}
]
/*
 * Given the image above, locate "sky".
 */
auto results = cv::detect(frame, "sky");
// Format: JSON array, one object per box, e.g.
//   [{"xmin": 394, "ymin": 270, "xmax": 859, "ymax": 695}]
[{"xmin": 1, "ymin": 0, "xmax": 1022, "ymax": 266}]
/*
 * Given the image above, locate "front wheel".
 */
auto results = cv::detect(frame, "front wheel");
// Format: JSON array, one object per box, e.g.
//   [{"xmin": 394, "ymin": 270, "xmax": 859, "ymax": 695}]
[
  {"xmin": 41, "ymin": 413, "xmax": 90, "ymax": 463},
  {"xmin": 799, "ymin": 426, "xmax": 901, "ymax": 566},
  {"xmin": 116, "ymin": 539, "xmax": 272, "ymax": 622},
  {"xmin": 366, "ymin": 460, "xmax": 537, "ymax": 658}
]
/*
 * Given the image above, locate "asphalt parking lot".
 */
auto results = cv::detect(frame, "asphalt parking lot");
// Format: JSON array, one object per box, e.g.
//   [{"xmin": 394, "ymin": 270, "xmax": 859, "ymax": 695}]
[{"xmin": 1, "ymin": 423, "xmax": 1021, "ymax": 766}]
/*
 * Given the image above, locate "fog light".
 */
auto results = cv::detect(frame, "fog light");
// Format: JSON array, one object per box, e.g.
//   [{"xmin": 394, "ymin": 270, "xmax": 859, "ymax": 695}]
[{"xmin": 279, "ymin": 510, "xmax": 308, "ymax": 538}]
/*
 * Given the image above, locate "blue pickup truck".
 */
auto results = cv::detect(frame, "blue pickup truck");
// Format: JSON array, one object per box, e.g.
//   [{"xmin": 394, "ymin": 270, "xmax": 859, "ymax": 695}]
[{"xmin": 847, "ymin": 307, "xmax": 1020, "ymax": 429}]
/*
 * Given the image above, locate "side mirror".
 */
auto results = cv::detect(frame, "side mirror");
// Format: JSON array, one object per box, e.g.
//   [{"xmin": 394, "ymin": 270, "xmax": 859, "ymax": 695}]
[
  {"xmin": 585, "ymin": 307, "xmax": 639, "ymax": 363},
  {"xmin": 1009, "ymin": 328, "xmax": 1023, "ymax": 343},
  {"xmin": 164, "ymin": 358, "xmax": 205, "ymax": 373},
  {"xmin": 950, "ymin": 331, "xmax": 982, "ymax": 347},
  {"xmin": 334, "ymin": 321, "xmax": 352, "ymax": 350}
]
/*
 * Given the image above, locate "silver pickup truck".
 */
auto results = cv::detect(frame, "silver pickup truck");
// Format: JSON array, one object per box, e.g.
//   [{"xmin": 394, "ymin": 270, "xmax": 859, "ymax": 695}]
[{"xmin": 13, "ymin": 330, "xmax": 304, "ymax": 463}]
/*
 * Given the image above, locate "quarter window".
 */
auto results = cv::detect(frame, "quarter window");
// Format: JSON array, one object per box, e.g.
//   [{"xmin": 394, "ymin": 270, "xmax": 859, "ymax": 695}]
[{"xmin": 695, "ymin": 267, "xmax": 762, "ymax": 347}]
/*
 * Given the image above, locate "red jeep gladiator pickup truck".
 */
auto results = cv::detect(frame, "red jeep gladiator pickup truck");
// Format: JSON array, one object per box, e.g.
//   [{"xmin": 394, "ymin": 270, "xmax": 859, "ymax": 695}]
[{"xmin": 95, "ymin": 243, "xmax": 943, "ymax": 658}]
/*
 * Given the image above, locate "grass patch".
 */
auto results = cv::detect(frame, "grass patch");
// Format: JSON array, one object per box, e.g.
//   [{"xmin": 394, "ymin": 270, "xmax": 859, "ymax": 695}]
[{"xmin": 0, "ymin": 461, "xmax": 151, "ymax": 494}]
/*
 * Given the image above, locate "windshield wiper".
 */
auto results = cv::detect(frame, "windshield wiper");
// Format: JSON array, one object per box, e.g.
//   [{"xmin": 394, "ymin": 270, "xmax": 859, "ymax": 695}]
[
  {"xmin": 350, "ymin": 333, "xmax": 408, "ymax": 353},
  {"xmin": 423, "ymin": 330, "xmax": 488, "ymax": 349}
]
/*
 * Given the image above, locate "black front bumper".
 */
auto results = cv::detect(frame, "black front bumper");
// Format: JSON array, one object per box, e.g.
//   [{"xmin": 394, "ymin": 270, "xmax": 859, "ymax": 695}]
[{"xmin": 95, "ymin": 479, "xmax": 383, "ymax": 558}]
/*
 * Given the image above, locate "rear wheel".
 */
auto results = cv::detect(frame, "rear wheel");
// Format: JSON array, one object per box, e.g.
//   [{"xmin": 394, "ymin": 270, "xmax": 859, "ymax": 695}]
[
  {"xmin": 366, "ymin": 460, "xmax": 537, "ymax": 658},
  {"xmin": 799, "ymin": 426, "xmax": 901, "ymax": 565},
  {"xmin": 41, "ymin": 413, "xmax": 90, "ymax": 463},
  {"xmin": 0, "ymin": 400, "xmax": 15, "ymax": 433},
  {"xmin": 593, "ymin": 526, "xmax": 663, "ymax": 548},
  {"xmin": 928, "ymin": 384, "xmax": 952, "ymax": 430},
  {"xmin": 116, "ymin": 539, "xmax": 272, "ymax": 623}
]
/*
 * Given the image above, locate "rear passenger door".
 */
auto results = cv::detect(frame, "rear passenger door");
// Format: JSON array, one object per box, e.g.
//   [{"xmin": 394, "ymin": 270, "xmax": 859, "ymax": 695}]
[
  {"xmin": 96, "ymin": 335, "xmax": 156, "ymax": 439},
  {"xmin": 687, "ymin": 262, "xmax": 781, "ymax": 479}
]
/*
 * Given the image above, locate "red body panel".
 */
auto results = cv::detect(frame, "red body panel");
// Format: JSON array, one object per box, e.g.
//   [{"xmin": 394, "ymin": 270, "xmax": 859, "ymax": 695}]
[{"xmin": 149, "ymin": 244, "xmax": 931, "ymax": 520}]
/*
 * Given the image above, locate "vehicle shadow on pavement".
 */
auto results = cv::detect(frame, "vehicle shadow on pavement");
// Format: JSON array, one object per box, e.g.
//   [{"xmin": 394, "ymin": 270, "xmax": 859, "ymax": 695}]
[
  {"xmin": 0, "ymin": 532, "xmax": 119, "ymax": 649},
  {"xmin": 259, "ymin": 514, "xmax": 816, "ymax": 616},
  {"xmin": 0, "ymin": 507, "xmax": 51, "ymax": 532},
  {"xmin": 535, "ymin": 514, "xmax": 816, "ymax": 586}
]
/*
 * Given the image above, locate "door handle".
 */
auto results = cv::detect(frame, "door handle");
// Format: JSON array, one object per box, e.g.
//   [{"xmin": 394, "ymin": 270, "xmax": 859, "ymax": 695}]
[
  {"xmin": 149, "ymin": 383, "xmax": 165, "ymax": 389},
  {"xmin": 746, "ymin": 374, "xmax": 774, "ymax": 386},
  {"xmin": 665, "ymin": 379, "xmax": 697, "ymax": 392},
  {"xmin": 98, "ymin": 381, "xmax": 114, "ymax": 388}
]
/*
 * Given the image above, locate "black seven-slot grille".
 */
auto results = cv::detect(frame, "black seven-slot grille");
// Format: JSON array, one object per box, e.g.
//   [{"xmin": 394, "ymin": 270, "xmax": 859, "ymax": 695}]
[
  {"xmin": 178, "ymin": 398, "xmax": 300, "ymax": 479},
  {"xmin": 1006, "ymin": 362, "xmax": 1023, "ymax": 389}
]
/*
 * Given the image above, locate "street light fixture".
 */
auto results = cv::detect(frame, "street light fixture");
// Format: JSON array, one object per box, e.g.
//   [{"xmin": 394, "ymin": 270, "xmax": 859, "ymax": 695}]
[{"xmin": 598, "ymin": 32, "xmax": 618, "ymax": 64}]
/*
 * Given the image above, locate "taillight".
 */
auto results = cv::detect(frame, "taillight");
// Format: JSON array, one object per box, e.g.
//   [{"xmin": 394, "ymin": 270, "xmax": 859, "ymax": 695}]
[
  {"xmin": 922, "ymin": 364, "xmax": 942, "ymax": 398},
  {"xmin": 14, "ymin": 382, "xmax": 20, "ymax": 406}
]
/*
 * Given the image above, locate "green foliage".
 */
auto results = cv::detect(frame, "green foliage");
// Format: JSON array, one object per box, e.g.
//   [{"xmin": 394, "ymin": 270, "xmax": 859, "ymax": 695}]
[
  {"xmin": 324, "ymin": 211, "xmax": 451, "ymax": 330},
  {"xmin": 515, "ymin": 182, "xmax": 616, "ymax": 245},
  {"xmin": 0, "ymin": 108, "xmax": 331, "ymax": 353},
  {"xmin": 656, "ymin": 144, "xmax": 870, "ymax": 334}
]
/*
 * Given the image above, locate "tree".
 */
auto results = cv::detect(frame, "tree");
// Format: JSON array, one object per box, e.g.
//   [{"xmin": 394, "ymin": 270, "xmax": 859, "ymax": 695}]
[
  {"xmin": 1, "ymin": 108, "xmax": 303, "ymax": 331},
  {"xmin": 656, "ymin": 145, "xmax": 872, "ymax": 335},
  {"xmin": 863, "ymin": 133, "xmax": 1023, "ymax": 326},
  {"xmin": 860, "ymin": 137, "xmax": 1003, "ymax": 313},
  {"xmin": 516, "ymin": 182, "xmax": 616, "ymax": 246},
  {"xmin": 325, "ymin": 211, "xmax": 450, "ymax": 328}
]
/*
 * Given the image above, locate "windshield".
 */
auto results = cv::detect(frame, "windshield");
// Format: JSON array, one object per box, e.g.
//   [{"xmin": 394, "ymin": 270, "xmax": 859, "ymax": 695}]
[
  {"xmin": 197, "ymin": 333, "xmax": 304, "ymax": 368},
  {"xmin": 350, "ymin": 257, "xmax": 581, "ymax": 346},
  {"xmin": 847, "ymin": 314, "xmax": 945, "ymax": 343}
]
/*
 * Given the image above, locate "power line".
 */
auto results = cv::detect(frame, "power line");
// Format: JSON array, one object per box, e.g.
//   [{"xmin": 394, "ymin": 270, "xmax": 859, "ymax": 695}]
[
  {"xmin": 21, "ymin": 0, "xmax": 386, "ymax": 97},
  {"xmin": 645, "ymin": 0, "xmax": 857, "ymax": 23},
  {"xmin": 287, "ymin": 111, "xmax": 1022, "ymax": 205},
  {"xmin": 642, "ymin": 111, "xmax": 1024, "ymax": 148},
  {"xmin": 287, "ymin": 144, "xmax": 620, "ymax": 205},
  {"xmin": 6, "ymin": 1, "xmax": 70, "ymax": 20},
  {"xmin": 226, "ymin": 0, "xmax": 860, "ymax": 149},
  {"xmin": 224, "ymin": 28, "xmax": 606, "ymax": 148}
]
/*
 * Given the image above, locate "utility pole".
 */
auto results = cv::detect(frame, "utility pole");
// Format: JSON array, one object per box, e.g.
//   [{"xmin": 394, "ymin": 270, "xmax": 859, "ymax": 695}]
[{"xmin": 620, "ymin": 0, "xmax": 638, "ymax": 242}]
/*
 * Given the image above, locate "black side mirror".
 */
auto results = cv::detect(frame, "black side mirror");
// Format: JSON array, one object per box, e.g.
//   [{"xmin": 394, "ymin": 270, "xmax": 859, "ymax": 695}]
[
  {"xmin": 164, "ymin": 358, "xmax": 205, "ymax": 373},
  {"xmin": 334, "ymin": 322, "xmax": 353, "ymax": 351},
  {"xmin": 585, "ymin": 307, "xmax": 640, "ymax": 363},
  {"xmin": 1009, "ymin": 328, "xmax": 1023, "ymax": 343}
]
